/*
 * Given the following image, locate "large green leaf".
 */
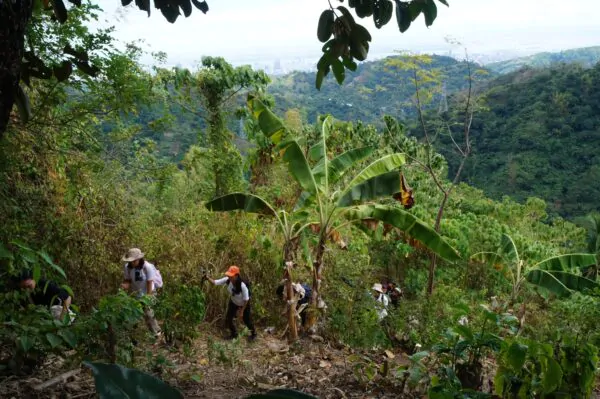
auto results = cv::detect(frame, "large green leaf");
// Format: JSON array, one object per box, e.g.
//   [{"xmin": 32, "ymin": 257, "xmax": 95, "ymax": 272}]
[
  {"xmin": 345, "ymin": 205, "xmax": 460, "ymax": 262},
  {"xmin": 313, "ymin": 147, "xmax": 374, "ymax": 187},
  {"xmin": 337, "ymin": 171, "xmax": 400, "ymax": 206},
  {"xmin": 206, "ymin": 193, "xmax": 276, "ymax": 216},
  {"xmin": 280, "ymin": 141, "xmax": 318, "ymax": 195},
  {"xmin": 246, "ymin": 389, "xmax": 318, "ymax": 398},
  {"xmin": 499, "ymin": 234, "xmax": 520, "ymax": 264},
  {"xmin": 533, "ymin": 253, "xmax": 597, "ymax": 271},
  {"xmin": 0, "ymin": 242, "xmax": 13, "ymax": 260},
  {"xmin": 339, "ymin": 153, "xmax": 405, "ymax": 200},
  {"xmin": 83, "ymin": 361, "xmax": 183, "ymax": 399},
  {"xmin": 525, "ymin": 269, "xmax": 600, "ymax": 296},
  {"xmin": 247, "ymin": 94, "xmax": 286, "ymax": 144}
]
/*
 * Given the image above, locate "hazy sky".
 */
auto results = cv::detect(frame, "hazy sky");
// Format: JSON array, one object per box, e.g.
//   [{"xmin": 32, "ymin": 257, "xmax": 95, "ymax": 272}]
[{"xmin": 94, "ymin": 0, "xmax": 600, "ymax": 66}]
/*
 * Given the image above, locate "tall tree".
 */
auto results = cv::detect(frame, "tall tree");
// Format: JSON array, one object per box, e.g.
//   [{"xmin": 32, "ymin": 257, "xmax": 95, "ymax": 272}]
[
  {"xmin": 385, "ymin": 51, "xmax": 480, "ymax": 295},
  {"xmin": 164, "ymin": 58, "xmax": 270, "ymax": 197}
]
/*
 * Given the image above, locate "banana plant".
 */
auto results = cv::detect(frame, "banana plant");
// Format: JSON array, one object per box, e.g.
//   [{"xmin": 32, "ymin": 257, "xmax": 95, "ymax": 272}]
[
  {"xmin": 247, "ymin": 95, "xmax": 460, "ymax": 331},
  {"xmin": 206, "ymin": 193, "xmax": 311, "ymax": 342},
  {"xmin": 472, "ymin": 233, "xmax": 599, "ymax": 303}
]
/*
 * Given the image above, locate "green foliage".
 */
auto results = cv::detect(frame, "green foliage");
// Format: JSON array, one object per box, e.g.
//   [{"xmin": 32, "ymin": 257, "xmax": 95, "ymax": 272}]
[
  {"xmin": 487, "ymin": 46, "xmax": 600, "ymax": 74},
  {"xmin": 473, "ymin": 233, "xmax": 599, "ymax": 302},
  {"xmin": 84, "ymin": 361, "xmax": 184, "ymax": 399},
  {"xmin": 269, "ymin": 55, "xmax": 482, "ymax": 125},
  {"xmin": 447, "ymin": 63, "xmax": 600, "ymax": 218},
  {"xmin": 154, "ymin": 284, "xmax": 206, "ymax": 345}
]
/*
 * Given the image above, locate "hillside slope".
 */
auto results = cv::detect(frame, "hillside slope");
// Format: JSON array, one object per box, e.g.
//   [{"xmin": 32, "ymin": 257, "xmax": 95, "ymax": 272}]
[
  {"xmin": 487, "ymin": 46, "xmax": 600, "ymax": 74},
  {"xmin": 444, "ymin": 63, "xmax": 600, "ymax": 217},
  {"xmin": 268, "ymin": 55, "xmax": 490, "ymax": 124}
]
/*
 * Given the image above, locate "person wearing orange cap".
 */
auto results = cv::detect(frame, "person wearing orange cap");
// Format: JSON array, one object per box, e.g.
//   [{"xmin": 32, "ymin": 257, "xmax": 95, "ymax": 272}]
[{"xmin": 206, "ymin": 265, "xmax": 257, "ymax": 341}]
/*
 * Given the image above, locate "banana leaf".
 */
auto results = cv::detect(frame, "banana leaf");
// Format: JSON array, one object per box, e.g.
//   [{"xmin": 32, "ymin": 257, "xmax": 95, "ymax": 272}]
[
  {"xmin": 338, "ymin": 153, "xmax": 405, "ymax": 203},
  {"xmin": 533, "ymin": 253, "xmax": 596, "ymax": 272},
  {"xmin": 345, "ymin": 204, "xmax": 460, "ymax": 262},
  {"xmin": 525, "ymin": 269, "xmax": 600, "ymax": 296},
  {"xmin": 84, "ymin": 361, "xmax": 183, "ymax": 399},
  {"xmin": 313, "ymin": 147, "xmax": 374, "ymax": 187},
  {"xmin": 337, "ymin": 171, "xmax": 400, "ymax": 206},
  {"xmin": 206, "ymin": 193, "xmax": 276, "ymax": 216},
  {"xmin": 280, "ymin": 140, "xmax": 318, "ymax": 195},
  {"xmin": 247, "ymin": 94, "xmax": 285, "ymax": 144}
]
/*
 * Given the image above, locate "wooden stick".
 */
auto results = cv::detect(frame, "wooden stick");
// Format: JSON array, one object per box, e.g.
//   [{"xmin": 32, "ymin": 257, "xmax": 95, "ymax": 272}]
[{"xmin": 33, "ymin": 368, "xmax": 80, "ymax": 391}]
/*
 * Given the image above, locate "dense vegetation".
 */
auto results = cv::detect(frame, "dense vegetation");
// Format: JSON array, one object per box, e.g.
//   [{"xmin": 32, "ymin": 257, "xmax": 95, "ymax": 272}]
[
  {"xmin": 487, "ymin": 46, "xmax": 600, "ymax": 74},
  {"xmin": 1, "ymin": 2, "xmax": 600, "ymax": 398}
]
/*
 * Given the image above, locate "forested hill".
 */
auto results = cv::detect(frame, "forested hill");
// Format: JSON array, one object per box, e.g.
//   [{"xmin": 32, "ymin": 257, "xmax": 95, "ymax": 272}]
[
  {"xmin": 443, "ymin": 63, "xmax": 600, "ymax": 218},
  {"xmin": 487, "ymin": 46, "xmax": 600, "ymax": 75},
  {"xmin": 267, "ymin": 55, "xmax": 489, "ymax": 124}
]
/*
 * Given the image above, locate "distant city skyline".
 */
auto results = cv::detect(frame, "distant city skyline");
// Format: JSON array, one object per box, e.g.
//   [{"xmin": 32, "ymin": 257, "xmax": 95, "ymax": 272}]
[{"xmin": 94, "ymin": 0, "xmax": 600, "ymax": 71}]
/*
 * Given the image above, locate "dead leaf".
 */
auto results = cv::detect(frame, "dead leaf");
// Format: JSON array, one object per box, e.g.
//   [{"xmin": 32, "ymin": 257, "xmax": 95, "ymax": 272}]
[
  {"xmin": 384, "ymin": 350, "xmax": 395, "ymax": 359},
  {"xmin": 319, "ymin": 360, "xmax": 331, "ymax": 368}
]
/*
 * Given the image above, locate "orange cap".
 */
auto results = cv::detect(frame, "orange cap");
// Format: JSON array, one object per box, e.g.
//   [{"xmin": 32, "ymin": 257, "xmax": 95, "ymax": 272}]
[{"xmin": 224, "ymin": 265, "xmax": 240, "ymax": 277}]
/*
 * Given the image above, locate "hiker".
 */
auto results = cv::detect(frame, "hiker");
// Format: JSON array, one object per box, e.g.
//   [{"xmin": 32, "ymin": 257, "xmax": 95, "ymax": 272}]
[
  {"xmin": 120, "ymin": 248, "xmax": 162, "ymax": 337},
  {"xmin": 372, "ymin": 283, "xmax": 389, "ymax": 321},
  {"xmin": 276, "ymin": 281, "xmax": 312, "ymax": 327},
  {"xmin": 18, "ymin": 271, "xmax": 75, "ymax": 323},
  {"xmin": 205, "ymin": 265, "xmax": 257, "ymax": 341},
  {"xmin": 387, "ymin": 281, "xmax": 403, "ymax": 307}
]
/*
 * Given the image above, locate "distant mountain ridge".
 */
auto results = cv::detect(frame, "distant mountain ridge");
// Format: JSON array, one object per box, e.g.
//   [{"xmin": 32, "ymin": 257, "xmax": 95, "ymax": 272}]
[{"xmin": 486, "ymin": 46, "xmax": 600, "ymax": 74}]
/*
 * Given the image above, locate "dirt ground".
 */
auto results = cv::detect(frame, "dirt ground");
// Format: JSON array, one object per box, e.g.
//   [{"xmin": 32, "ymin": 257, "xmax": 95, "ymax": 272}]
[{"xmin": 0, "ymin": 325, "xmax": 413, "ymax": 399}]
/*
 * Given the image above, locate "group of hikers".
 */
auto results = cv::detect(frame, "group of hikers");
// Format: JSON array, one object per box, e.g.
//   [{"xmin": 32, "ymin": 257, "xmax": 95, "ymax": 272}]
[{"xmin": 16, "ymin": 247, "xmax": 402, "ymax": 341}]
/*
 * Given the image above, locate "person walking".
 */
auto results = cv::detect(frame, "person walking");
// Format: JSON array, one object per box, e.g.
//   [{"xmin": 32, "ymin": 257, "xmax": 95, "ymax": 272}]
[
  {"xmin": 18, "ymin": 271, "xmax": 75, "ymax": 323},
  {"xmin": 206, "ymin": 265, "xmax": 257, "ymax": 341},
  {"xmin": 120, "ymin": 248, "xmax": 162, "ymax": 338},
  {"xmin": 276, "ymin": 282, "xmax": 312, "ymax": 327},
  {"xmin": 372, "ymin": 283, "xmax": 389, "ymax": 321}
]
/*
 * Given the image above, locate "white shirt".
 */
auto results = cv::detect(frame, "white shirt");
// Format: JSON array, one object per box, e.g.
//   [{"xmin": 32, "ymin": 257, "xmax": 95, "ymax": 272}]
[
  {"xmin": 124, "ymin": 261, "xmax": 157, "ymax": 295},
  {"xmin": 215, "ymin": 277, "xmax": 250, "ymax": 306},
  {"xmin": 375, "ymin": 293, "xmax": 389, "ymax": 321}
]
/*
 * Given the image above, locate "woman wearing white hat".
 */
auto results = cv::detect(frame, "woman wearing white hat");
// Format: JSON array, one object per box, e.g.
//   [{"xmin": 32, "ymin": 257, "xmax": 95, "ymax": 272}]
[
  {"xmin": 372, "ymin": 283, "xmax": 389, "ymax": 321},
  {"xmin": 121, "ymin": 248, "xmax": 162, "ymax": 337}
]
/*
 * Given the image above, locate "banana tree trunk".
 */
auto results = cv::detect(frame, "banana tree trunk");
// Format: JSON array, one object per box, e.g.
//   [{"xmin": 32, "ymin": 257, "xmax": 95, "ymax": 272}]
[
  {"xmin": 283, "ymin": 244, "xmax": 298, "ymax": 342},
  {"xmin": 306, "ymin": 233, "xmax": 326, "ymax": 333}
]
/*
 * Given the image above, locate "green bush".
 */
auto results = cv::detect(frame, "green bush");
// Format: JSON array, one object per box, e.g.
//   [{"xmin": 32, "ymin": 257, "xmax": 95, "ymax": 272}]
[{"xmin": 154, "ymin": 284, "xmax": 206, "ymax": 345}]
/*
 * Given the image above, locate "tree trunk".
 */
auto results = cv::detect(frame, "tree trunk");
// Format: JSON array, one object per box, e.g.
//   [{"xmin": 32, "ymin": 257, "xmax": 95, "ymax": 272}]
[
  {"xmin": 306, "ymin": 233, "xmax": 326, "ymax": 333},
  {"xmin": 283, "ymin": 245, "xmax": 298, "ymax": 343},
  {"xmin": 0, "ymin": 0, "xmax": 33, "ymax": 136},
  {"xmin": 427, "ymin": 191, "xmax": 449, "ymax": 295}
]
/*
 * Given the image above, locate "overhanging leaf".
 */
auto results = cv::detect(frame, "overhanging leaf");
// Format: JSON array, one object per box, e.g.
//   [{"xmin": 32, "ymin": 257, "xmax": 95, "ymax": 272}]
[
  {"xmin": 206, "ymin": 193, "xmax": 276, "ymax": 217},
  {"xmin": 345, "ymin": 205, "xmax": 460, "ymax": 262},
  {"xmin": 83, "ymin": 361, "xmax": 184, "ymax": 399}
]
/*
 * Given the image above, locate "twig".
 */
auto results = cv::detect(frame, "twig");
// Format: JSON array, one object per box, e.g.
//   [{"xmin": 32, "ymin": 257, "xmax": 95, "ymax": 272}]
[{"xmin": 33, "ymin": 368, "xmax": 80, "ymax": 391}]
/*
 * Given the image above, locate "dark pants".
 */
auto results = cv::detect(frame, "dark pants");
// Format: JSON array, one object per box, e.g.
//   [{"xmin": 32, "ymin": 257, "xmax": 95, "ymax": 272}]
[
  {"xmin": 299, "ymin": 297, "xmax": 310, "ymax": 327},
  {"xmin": 226, "ymin": 300, "xmax": 256, "ymax": 338}
]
